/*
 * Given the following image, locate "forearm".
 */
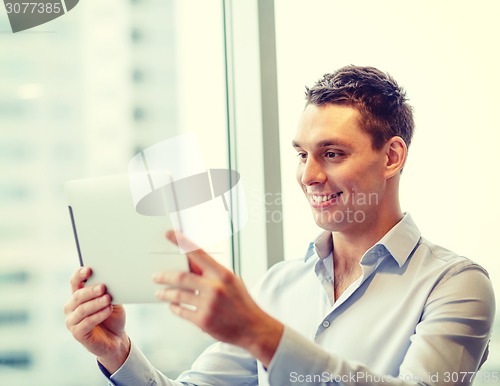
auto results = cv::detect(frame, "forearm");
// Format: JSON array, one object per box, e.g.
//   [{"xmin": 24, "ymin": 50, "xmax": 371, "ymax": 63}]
[
  {"xmin": 97, "ymin": 334, "xmax": 131, "ymax": 375},
  {"xmin": 242, "ymin": 313, "xmax": 284, "ymax": 368}
]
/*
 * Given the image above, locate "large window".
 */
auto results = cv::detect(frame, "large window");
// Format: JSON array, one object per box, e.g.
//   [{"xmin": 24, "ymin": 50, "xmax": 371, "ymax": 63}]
[{"xmin": 0, "ymin": 1, "xmax": 235, "ymax": 384}]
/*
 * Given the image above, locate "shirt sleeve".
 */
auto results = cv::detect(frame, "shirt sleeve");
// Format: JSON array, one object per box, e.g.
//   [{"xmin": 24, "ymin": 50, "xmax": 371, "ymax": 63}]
[
  {"xmin": 102, "ymin": 341, "xmax": 185, "ymax": 386},
  {"xmin": 101, "ymin": 339, "xmax": 258, "ymax": 386},
  {"xmin": 266, "ymin": 266, "xmax": 495, "ymax": 386}
]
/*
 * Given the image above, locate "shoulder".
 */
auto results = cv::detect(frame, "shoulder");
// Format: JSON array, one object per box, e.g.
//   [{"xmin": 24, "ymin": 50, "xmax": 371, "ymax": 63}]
[
  {"xmin": 415, "ymin": 237, "xmax": 495, "ymax": 313},
  {"xmin": 414, "ymin": 237, "xmax": 490, "ymax": 280}
]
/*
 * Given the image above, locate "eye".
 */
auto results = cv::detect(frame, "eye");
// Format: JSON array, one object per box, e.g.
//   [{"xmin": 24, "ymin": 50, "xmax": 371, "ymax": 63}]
[
  {"xmin": 325, "ymin": 151, "xmax": 341, "ymax": 158},
  {"xmin": 296, "ymin": 152, "xmax": 307, "ymax": 162}
]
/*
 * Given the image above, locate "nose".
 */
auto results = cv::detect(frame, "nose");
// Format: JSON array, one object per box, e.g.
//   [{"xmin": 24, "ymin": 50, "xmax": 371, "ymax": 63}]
[{"xmin": 299, "ymin": 157, "xmax": 326, "ymax": 186}]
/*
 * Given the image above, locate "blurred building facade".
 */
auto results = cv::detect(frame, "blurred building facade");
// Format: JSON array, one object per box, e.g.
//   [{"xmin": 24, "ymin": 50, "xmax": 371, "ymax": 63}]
[{"xmin": 0, "ymin": 1, "xmax": 216, "ymax": 385}]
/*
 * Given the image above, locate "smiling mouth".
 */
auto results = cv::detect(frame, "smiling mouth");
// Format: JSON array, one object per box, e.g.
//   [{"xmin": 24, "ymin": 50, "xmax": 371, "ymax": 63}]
[{"xmin": 310, "ymin": 191, "xmax": 343, "ymax": 205}]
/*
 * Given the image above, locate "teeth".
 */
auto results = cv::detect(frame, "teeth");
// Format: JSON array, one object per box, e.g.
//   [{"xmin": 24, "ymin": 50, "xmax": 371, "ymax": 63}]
[{"xmin": 311, "ymin": 192, "xmax": 342, "ymax": 202}]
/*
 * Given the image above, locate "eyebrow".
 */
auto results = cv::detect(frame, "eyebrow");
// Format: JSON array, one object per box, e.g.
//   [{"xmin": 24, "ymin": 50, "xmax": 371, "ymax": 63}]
[{"xmin": 292, "ymin": 139, "xmax": 353, "ymax": 149}]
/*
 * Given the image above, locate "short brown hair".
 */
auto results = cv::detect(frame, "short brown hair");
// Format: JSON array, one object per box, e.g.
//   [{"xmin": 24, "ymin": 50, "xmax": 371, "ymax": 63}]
[{"xmin": 305, "ymin": 65, "xmax": 414, "ymax": 149}]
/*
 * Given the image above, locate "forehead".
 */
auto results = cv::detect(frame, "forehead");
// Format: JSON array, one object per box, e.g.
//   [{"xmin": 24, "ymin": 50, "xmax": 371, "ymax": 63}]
[{"xmin": 293, "ymin": 104, "xmax": 371, "ymax": 149}]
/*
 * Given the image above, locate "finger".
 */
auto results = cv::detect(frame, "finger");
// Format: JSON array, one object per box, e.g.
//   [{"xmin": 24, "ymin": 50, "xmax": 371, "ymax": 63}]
[
  {"xmin": 166, "ymin": 231, "xmax": 227, "ymax": 276},
  {"xmin": 69, "ymin": 305, "xmax": 114, "ymax": 342},
  {"xmin": 70, "ymin": 266, "xmax": 92, "ymax": 293},
  {"xmin": 169, "ymin": 302, "xmax": 198, "ymax": 324},
  {"xmin": 67, "ymin": 293, "xmax": 112, "ymax": 328},
  {"xmin": 153, "ymin": 270, "xmax": 207, "ymax": 291},
  {"xmin": 166, "ymin": 230, "xmax": 201, "ymax": 252},
  {"xmin": 155, "ymin": 287, "xmax": 200, "ymax": 307},
  {"xmin": 188, "ymin": 257, "xmax": 203, "ymax": 275},
  {"xmin": 166, "ymin": 231, "xmax": 203, "ymax": 274},
  {"xmin": 64, "ymin": 284, "xmax": 106, "ymax": 315}
]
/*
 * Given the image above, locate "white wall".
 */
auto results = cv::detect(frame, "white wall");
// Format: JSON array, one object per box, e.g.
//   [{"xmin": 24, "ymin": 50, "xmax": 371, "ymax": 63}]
[{"xmin": 274, "ymin": 0, "xmax": 500, "ymax": 299}]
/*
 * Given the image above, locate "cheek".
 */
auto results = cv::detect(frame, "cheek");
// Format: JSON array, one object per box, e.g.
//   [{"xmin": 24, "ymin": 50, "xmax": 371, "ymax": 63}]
[
  {"xmin": 295, "ymin": 165, "xmax": 303, "ymax": 186},
  {"xmin": 332, "ymin": 166, "xmax": 358, "ymax": 190},
  {"xmin": 335, "ymin": 166, "xmax": 375, "ymax": 195},
  {"xmin": 350, "ymin": 157, "xmax": 384, "ymax": 185},
  {"xmin": 349, "ymin": 171, "xmax": 384, "ymax": 197}
]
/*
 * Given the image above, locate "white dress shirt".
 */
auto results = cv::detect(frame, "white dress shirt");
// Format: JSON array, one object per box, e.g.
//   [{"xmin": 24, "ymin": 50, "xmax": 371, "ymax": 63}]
[{"xmin": 104, "ymin": 213, "xmax": 495, "ymax": 385}]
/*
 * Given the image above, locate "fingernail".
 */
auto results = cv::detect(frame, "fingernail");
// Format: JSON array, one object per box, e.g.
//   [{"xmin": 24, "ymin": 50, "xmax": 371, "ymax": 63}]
[
  {"xmin": 94, "ymin": 285, "xmax": 102, "ymax": 294},
  {"xmin": 80, "ymin": 267, "xmax": 88, "ymax": 276}
]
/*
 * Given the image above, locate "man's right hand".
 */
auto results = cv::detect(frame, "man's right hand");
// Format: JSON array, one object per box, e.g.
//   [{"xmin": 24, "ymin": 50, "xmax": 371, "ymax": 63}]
[{"xmin": 64, "ymin": 267, "xmax": 130, "ymax": 374}]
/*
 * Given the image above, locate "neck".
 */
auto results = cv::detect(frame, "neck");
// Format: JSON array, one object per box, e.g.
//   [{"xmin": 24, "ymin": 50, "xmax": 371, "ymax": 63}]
[{"xmin": 333, "ymin": 206, "xmax": 404, "ymax": 264}]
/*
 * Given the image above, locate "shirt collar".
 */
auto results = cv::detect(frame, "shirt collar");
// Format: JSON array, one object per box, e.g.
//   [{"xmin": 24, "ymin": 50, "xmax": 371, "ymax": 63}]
[
  {"xmin": 303, "ymin": 231, "xmax": 333, "ymax": 261},
  {"xmin": 304, "ymin": 213, "xmax": 421, "ymax": 267},
  {"xmin": 374, "ymin": 213, "xmax": 421, "ymax": 267}
]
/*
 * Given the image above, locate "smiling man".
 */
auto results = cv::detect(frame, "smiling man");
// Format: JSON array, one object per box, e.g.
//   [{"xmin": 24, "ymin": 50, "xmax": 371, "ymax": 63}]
[{"xmin": 65, "ymin": 65, "xmax": 495, "ymax": 385}]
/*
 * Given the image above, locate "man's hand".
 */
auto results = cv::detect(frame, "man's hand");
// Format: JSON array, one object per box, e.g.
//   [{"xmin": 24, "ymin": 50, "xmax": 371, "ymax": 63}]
[
  {"xmin": 64, "ymin": 267, "xmax": 130, "ymax": 374},
  {"xmin": 154, "ymin": 231, "xmax": 284, "ymax": 368}
]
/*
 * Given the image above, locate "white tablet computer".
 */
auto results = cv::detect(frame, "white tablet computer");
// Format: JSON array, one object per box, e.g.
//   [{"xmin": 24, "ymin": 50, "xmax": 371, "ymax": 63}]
[{"xmin": 65, "ymin": 172, "xmax": 188, "ymax": 304}]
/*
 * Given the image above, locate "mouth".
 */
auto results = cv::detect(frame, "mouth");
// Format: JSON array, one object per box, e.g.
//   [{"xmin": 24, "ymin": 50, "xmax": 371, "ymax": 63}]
[{"xmin": 309, "ymin": 191, "xmax": 343, "ymax": 208}]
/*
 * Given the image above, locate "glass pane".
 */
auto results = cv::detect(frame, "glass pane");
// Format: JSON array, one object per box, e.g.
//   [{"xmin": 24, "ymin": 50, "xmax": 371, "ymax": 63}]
[{"xmin": 0, "ymin": 1, "xmax": 231, "ymax": 384}]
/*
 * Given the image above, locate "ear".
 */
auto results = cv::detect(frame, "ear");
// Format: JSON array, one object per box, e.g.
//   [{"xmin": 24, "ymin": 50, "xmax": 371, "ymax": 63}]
[{"xmin": 383, "ymin": 136, "xmax": 407, "ymax": 179}]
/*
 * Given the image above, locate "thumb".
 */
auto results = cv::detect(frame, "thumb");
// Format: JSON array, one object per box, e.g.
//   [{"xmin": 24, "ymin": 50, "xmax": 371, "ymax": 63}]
[
  {"xmin": 166, "ymin": 230, "xmax": 200, "ymax": 253},
  {"xmin": 187, "ymin": 255, "xmax": 203, "ymax": 275},
  {"xmin": 166, "ymin": 230, "xmax": 203, "ymax": 275},
  {"xmin": 166, "ymin": 230, "xmax": 226, "ymax": 276}
]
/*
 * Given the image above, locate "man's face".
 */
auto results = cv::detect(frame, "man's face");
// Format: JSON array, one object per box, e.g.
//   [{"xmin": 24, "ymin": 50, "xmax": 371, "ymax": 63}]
[{"xmin": 293, "ymin": 104, "xmax": 389, "ymax": 232}]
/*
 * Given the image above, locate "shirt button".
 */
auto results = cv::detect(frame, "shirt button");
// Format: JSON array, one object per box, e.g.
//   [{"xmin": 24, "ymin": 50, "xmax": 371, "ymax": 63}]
[{"xmin": 322, "ymin": 320, "xmax": 330, "ymax": 328}]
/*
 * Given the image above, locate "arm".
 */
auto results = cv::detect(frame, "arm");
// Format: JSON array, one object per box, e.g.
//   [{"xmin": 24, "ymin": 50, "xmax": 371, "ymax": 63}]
[
  {"xmin": 266, "ymin": 266, "xmax": 495, "ymax": 386},
  {"xmin": 155, "ymin": 232, "xmax": 495, "ymax": 386}
]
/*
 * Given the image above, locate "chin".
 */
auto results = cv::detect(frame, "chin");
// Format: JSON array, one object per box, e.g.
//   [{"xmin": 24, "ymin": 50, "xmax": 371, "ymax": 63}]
[
  {"xmin": 316, "ymin": 220, "xmax": 346, "ymax": 233},
  {"xmin": 312, "ymin": 207, "xmax": 362, "ymax": 233},
  {"xmin": 313, "ymin": 211, "xmax": 343, "ymax": 232}
]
